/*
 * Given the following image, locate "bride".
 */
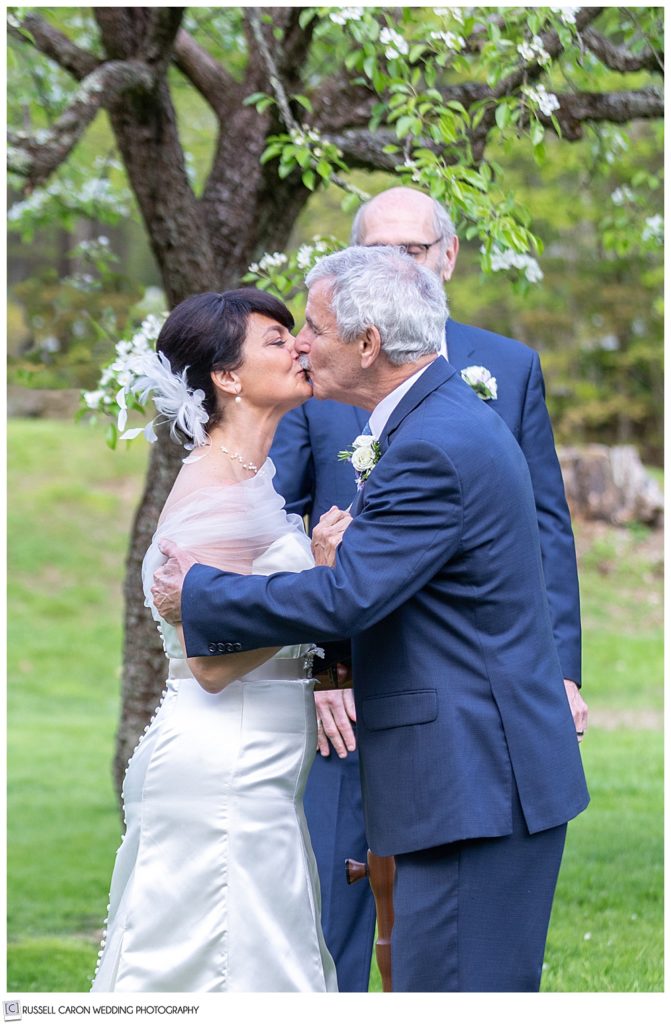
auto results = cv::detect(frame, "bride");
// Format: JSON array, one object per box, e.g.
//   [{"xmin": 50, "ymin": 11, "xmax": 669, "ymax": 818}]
[{"xmin": 91, "ymin": 289, "xmax": 338, "ymax": 993}]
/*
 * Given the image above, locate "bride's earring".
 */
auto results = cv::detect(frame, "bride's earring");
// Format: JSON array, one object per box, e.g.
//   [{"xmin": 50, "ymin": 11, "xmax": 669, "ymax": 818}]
[{"xmin": 234, "ymin": 394, "xmax": 242, "ymax": 405}]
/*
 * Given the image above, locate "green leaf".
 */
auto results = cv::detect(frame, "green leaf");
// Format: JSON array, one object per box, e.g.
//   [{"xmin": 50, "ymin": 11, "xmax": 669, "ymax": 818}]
[
  {"xmin": 396, "ymin": 115, "xmax": 416, "ymax": 138},
  {"xmin": 341, "ymin": 191, "xmax": 361, "ymax": 214},
  {"xmin": 293, "ymin": 94, "xmax": 313, "ymax": 113},
  {"xmin": 243, "ymin": 92, "xmax": 268, "ymax": 107},
  {"xmin": 302, "ymin": 169, "xmax": 316, "ymax": 191},
  {"xmin": 298, "ymin": 8, "xmax": 316, "ymax": 29},
  {"xmin": 372, "ymin": 66, "xmax": 387, "ymax": 93},
  {"xmin": 495, "ymin": 103, "xmax": 511, "ymax": 130},
  {"xmin": 345, "ymin": 49, "xmax": 360, "ymax": 70},
  {"xmin": 105, "ymin": 424, "xmax": 117, "ymax": 451},
  {"xmin": 530, "ymin": 120, "xmax": 545, "ymax": 146},
  {"xmin": 260, "ymin": 144, "xmax": 284, "ymax": 165}
]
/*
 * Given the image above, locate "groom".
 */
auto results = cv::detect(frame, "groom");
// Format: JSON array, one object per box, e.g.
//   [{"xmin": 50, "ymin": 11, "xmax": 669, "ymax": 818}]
[{"xmin": 153, "ymin": 246, "xmax": 589, "ymax": 991}]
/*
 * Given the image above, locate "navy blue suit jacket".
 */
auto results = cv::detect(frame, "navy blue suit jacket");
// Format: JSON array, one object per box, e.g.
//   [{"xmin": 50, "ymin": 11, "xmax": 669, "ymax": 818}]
[
  {"xmin": 270, "ymin": 320, "xmax": 581, "ymax": 685},
  {"xmin": 182, "ymin": 358, "xmax": 589, "ymax": 856}
]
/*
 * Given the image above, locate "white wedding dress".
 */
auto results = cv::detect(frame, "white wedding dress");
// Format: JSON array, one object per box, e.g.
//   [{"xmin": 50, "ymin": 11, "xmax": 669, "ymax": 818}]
[{"xmin": 91, "ymin": 460, "xmax": 338, "ymax": 992}]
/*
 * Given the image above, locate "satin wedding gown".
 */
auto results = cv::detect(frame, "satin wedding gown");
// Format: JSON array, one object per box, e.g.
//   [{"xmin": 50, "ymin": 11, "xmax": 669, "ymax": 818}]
[{"xmin": 91, "ymin": 460, "xmax": 338, "ymax": 992}]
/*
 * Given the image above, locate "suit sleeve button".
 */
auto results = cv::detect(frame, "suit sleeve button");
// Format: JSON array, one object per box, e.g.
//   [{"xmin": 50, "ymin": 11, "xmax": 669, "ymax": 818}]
[
  {"xmin": 217, "ymin": 642, "xmax": 226, "ymax": 653},
  {"xmin": 234, "ymin": 642, "xmax": 242, "ymax": 651},
  {"xmin": 208, "ymin": 643, "xmax": 217, "ymax": 654}
]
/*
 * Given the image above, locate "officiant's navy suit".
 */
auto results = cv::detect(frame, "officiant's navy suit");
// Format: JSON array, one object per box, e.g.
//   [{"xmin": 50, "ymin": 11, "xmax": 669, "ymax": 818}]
[
  {"xmin": 182, "ymin": 356, "xmax": 589, "ymax": 991},
  {"xmin": 269, "ymin": 320, "xmax": 582, "ymax": 989}
]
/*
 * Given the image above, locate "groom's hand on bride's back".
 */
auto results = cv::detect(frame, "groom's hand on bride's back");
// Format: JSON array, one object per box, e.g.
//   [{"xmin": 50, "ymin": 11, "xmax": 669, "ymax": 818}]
[{"xmin": 152, "ymin": 540, "xmax": 197, "ymax": 625}]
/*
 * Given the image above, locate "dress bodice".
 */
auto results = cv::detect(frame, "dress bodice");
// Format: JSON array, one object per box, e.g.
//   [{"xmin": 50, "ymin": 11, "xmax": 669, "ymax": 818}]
[{"xmin": 141, "ymin": 460, "xmax": 315, "ymax": 663}]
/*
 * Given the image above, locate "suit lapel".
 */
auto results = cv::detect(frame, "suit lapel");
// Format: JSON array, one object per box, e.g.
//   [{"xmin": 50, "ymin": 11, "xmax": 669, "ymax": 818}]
[
  {"xmin": 378, "ymin": 356, "xmax": 455, "ymax": 452},
  {"xmin": 350, "ymin": 485, "xmax": 365, "ymax": 517},
  {"xmin": 351, "ymin": 358, "xmax": 455, "ymax": 517},
  {"xmin": 445, "ymin": 320, "xmax": 475, "ymax": 367}
]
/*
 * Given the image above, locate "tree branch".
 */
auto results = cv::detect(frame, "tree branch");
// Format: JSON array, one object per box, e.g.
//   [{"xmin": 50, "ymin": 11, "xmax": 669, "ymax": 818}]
[
  {"xmin": 172, "ymin": 28, "xmax": 238, "ymax": 116},
  {"xmin": 247, "ymin": 8, "xmax": 368, "ymax": 200},
  {"xmin": 8, "ymin": 11, "xmax": 100, "ymax": 80},
  {"xmin": 143, "ymin": 7, "xmax": 184, "ymax": 69},
  {"xmin": 327, "ymin": 83, "xmax": 664, "ymax": 173},
  {"xmin": 8, "ymin": 60, "xmax": 155, "ymax": 187},
  {"xmin": 580, "ymin": 26, "xmax": 663, "ymax": 74},
  {"xmin": 551, "ymin": 87, "xmax": 664, "ymax": 140},
  {"xmin": 322, "ymin": 128, "xmax": 401, "ymax": 172}
]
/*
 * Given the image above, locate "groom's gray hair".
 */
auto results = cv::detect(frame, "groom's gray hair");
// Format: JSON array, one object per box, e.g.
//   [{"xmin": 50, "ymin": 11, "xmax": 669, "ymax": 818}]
[{"xmin": 305, "ymin": 246, "xmax": 448, "ymax": 366}]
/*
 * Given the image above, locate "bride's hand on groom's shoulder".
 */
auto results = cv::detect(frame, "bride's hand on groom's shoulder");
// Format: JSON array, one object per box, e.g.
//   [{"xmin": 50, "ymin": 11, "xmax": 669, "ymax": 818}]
[
  {"xmin": 312, "ymin": 506, "xmax": 352, "ymax": 567},
  {"xmin": 151, "ymin": 540, "xmax": 196, "ymax": 625}
]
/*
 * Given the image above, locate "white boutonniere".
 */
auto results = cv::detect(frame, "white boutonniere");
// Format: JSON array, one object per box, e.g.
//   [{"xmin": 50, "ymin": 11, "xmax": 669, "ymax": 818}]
[
  {"xmin": 460, "ymin": 365, "xmax": 498, "ymax": 400},
  {"xmin": 338, "ymin": 434, "xmax": 381, "ymax": 489}
]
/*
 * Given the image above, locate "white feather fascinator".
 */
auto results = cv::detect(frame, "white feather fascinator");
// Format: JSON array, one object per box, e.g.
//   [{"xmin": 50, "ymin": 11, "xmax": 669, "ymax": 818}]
[{"xmin": 117, "ymin": 350, "xmax": 210, "ymax": 450}]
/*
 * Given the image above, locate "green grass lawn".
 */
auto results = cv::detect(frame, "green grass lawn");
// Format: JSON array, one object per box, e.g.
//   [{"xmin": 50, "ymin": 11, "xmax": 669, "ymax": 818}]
[{"xmin": 6, "ymin": 419, "xmax": 664, "ymax": 992}]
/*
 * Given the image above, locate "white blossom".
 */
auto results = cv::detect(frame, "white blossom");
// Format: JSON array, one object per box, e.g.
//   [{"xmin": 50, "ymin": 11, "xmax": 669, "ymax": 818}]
[
  {"xmin": 380, "ymin": 27, "xmax": 409, "ymax": 59},
  {"xmin": 329, "ymin": 7, "xmax": 364, "ymax": 25},
  {"xmin": 522, "ymin": 84, "xmax": 560, "ymax": 117},
  {"xmin": 551, "ymin": 7, "xmax": 579, "ymax": 25},
  {"xmin": 487, "ymin": 246, "xmax": 544, "ymax": 284},
  {"xmin": 434, "ymin": 7, "xmax": 465, "ymax": 23},
  {"xmin": 296, "ymin": 245, "xmax": 314, "ymax": 270},
  {"xmin": 518, "ymin": 34, "xmax": 551, "ymax": 65},
  {"xmin": 642, "ymin": 214, "xmax": 663, "ymax": 243},
  {"xmin": 83, "ymin": 389, "xmax": 105, "ymax": 409},
  {"xmin": 258, "ymin": 251, "xmax": 288, "ymax": 272},
  {"xmin": 290, "ymin": 123, "xmax": 323, "ymax": 147},
  {"xmin": 297, "ymin": 237, "xmax": 333, "ymax": 269},
  {"xmin": 430, "ymin": 30, "xmax": 466, "ymax": 50},
  {"xmin": 611, "ymin": 186, "xmax": 635, "ymax": 206}
]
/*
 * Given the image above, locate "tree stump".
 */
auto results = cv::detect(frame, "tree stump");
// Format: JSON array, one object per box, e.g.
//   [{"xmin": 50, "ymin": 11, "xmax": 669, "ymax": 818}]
[{"xmin": 558, "ymin": 444, "xmax": 663, "ymax": 527}]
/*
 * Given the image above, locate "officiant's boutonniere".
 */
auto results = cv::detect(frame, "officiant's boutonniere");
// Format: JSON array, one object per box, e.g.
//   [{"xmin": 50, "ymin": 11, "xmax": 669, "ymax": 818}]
[
  {"xmin": 338, "ymin": 434, "xmax": 381, "ymax": 489},
  {"xmin": 460, "ymin": 365, "xmax": 498, "ymax": 400}
]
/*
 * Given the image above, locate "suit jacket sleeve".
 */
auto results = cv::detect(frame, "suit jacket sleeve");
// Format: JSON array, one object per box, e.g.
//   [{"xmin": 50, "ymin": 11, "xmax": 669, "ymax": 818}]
[
  {"xmin": 181, "ymin": 439, "xmax": 464, "ymax": 656},
  {"xmin": 269, "ymin": 405, "xmax": 315, "ymax": 520},
  {"xmin": 519, "ymin": 352, "xmax": 582, "ymax": 684}
]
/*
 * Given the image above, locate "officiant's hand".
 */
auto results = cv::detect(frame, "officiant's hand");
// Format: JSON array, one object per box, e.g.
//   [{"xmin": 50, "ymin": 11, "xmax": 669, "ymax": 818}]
[
  {"xmin": 151, "ymin": 539, "xmax": 196, "ymax": 625},
  {"xmin": 312, "ymin": 506, "xmax": 352, "ymax": 567},
  {"xmin": 315, "ymin": 686, "xmax": 357, "ymax": 758},
  {"xmin": 564, "ymin": 679, "xmax": 589, "ymax": 742}
]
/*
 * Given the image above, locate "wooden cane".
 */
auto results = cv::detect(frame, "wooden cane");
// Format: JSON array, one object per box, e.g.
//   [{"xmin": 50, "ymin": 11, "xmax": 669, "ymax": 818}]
[{"xmin": 345, "ymin": 852, "xmax": 396, "ymax": 991}]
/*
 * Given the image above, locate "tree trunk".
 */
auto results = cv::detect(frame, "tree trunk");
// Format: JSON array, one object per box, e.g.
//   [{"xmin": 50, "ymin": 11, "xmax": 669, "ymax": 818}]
[{"xmin": 100, "ymin": 10, "xmax": 313, "ymax": 798}]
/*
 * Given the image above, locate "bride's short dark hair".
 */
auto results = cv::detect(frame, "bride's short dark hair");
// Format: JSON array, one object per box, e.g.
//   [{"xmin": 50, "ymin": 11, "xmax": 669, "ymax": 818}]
[{"xmin": 156, "ymin": 288, "xmax": 295, "ymax": 429}]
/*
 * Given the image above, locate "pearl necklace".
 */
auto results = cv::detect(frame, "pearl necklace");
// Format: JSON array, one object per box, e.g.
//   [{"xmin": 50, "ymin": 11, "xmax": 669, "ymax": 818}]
[{"xmin": 219, "ymin": 444, "xmax": 259, "ymax": 474}]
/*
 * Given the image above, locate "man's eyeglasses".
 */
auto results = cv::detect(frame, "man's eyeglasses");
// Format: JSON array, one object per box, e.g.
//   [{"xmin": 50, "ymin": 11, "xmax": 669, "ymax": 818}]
[{"xmin": 365, "ymin": 237, "xmax": 443, "ymax": 262}]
